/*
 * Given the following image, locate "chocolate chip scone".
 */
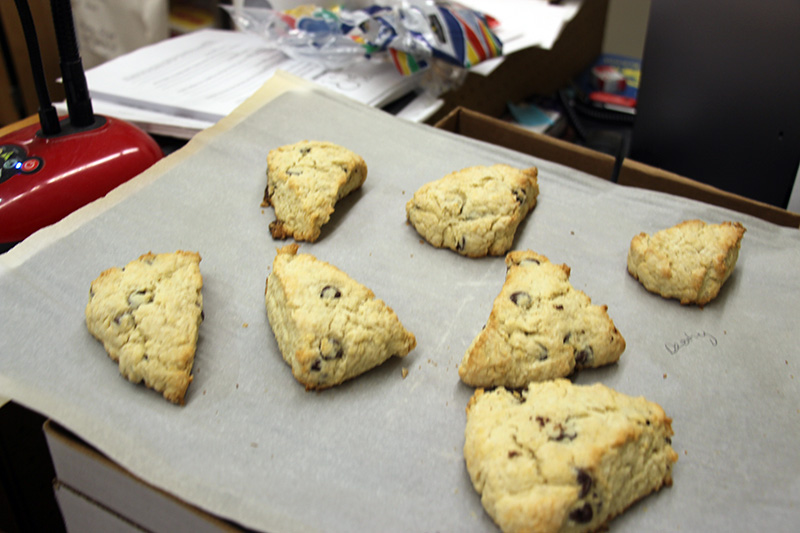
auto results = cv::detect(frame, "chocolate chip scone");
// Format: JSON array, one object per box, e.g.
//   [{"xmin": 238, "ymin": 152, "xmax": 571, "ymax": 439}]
[
  {"xmin": 459, "ymin": 250, "xmax": 624, "ymax": 388},
  {"xmin": 627, "ymin": 219, "xmax": 746, "ymax": 306},
  {"xmin": 405, "ymin": 164, "xmax": 538, "ymax": 257},
  {"xmin": 85, "ymin": 251, "xmax": 204, "ymax": 404},
  {"xmin": 265, "ymin": 244, "xmax": 416, "ymax": 390},
  {"xmin": 263, "ymin": 140, "xmax": 367, "ymax": 242},
  {"xmin": 464, "ymin": 379, "xmax": 678, "ymax": 533}
]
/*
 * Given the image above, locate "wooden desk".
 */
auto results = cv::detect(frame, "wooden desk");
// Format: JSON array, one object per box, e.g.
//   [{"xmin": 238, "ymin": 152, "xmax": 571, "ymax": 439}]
[{"xmin": 0, "ymin": 115, "xmax": 40, "ymax": 138}]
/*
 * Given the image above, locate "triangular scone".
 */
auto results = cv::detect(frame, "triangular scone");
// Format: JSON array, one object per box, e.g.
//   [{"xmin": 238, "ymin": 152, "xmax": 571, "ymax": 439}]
[
  {"xmin": 464, "ymin": 380, "xmax": 678, "ymax": 533},
  {"xmin": 459, "ymin": 250, "xmax": 624, "ymax": 388},
  {"xmin": 263, "ymin": 140, "xmax": 367, "ymax": 242},
  {"xmin": 265, "ymin": 244, "xmax": 416, "ymax": 390},
  {"xmin": 405, "ymin": 164, "xmax": 538, "ymax": 257},
  {"xmin": 85, "ymin": 251, "xmax": 204, "ymax": 404},
  {"xmin": 627, "ymin": 219, "xmax": 746, "ymax": 306}
]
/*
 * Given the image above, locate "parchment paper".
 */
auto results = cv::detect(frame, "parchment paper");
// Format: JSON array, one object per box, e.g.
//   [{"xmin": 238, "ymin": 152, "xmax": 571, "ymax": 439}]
[{"xmin": 1, "ymin": 73, "xmax": 799, "ymax": 532}]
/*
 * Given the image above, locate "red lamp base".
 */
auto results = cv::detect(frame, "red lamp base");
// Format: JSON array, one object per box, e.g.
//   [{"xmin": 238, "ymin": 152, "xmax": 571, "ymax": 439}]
[{"xmin": 0, "ymin": 116, "xmax": 163, "ymax": 249}]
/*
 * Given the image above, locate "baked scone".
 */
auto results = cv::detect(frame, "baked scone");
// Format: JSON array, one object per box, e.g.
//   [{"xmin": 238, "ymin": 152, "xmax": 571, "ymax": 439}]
[
  {"xmin": 85, "ymin": 251, "xmax": 204, "ymax": 404},
  {"xmin": 459, "ymin": 250, "xmax": 624, "ymax": 388},
  {"xmin": 265, "ymin": 244, "xmax": 416, "ymax": 390},
  {"xmin": 464, "ymin": 379, "xmax": 678, "ymax": 533},
  {"xmin": 405, "ymin": 164, "xmax": 538, "ymax": 257},
  {"xmin": 263, "ymin": 140, "xmax": 367, "ymax": 242},
  {"xmin": 627, "ymin": 219, "xmax": 746, "ymax": 306}
]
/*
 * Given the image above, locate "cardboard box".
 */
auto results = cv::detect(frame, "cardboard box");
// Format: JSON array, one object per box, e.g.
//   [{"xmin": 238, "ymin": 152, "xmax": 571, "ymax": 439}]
[
  {"xmin": 53, "ymin": 482, "xmax": 143, "ymax": 533},
  {"xmin": 434, "ymin": 107, "xmax": 800, "ymax": 228},
  {"xmin": 425, "ymin": 0, "xmax": 609, "ymax": 125},
  {"xmin": 44, "ymin": 421, "xmax": 242, "ymax": 532}
]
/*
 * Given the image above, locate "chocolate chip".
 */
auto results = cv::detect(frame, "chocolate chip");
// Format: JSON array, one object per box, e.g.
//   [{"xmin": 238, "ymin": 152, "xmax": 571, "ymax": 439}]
[
  {"xmin": 535, "ymin": 416, "xmax": 550, "ymax": 428},
  {"xmin": 508, "ymin": 450, "xmax": 520, "ymax": 458},
  {"xmin": 319, "ymin": 337, "xmax": 343, "ymax": 361},
  {"xmin": 320, "ymin": 285, "xmax": 341, "ymax": 299},
  {"xmin": 575, "ymin": 346, "xmax": 594, "ymax": 366},
  {"xmin": 510, "ymin": 291, "xmax": 532, "ymax": 308},
  {"xmin": 550, "ymin": 423, "xmax": 577, "ymax": 442},
  {"xmin": 311, "ymin": 360, "xmax": 321, "ymax": 372},
  {"xmin": 563, "ymin": 332, "xmax": 572, "ymax": 343},
  {"xmin": 456, "ymin": 236, "xmax": 466, "ymax": 252},
  {"xmin": 554, "ymin": 304, "xmax": 564, "ymax": 310},
  {"xmin": 299, "ymin": 147, "xmax": 311, "ymax": 155},
  {"xmin": 537, "ymin": 343, "xmax": 548, "ymax": 361},
  {"xmin": 576, "ymin": 469, "xmax": 593, "ymax": 498},
  {"xmin": 512, "ymin": 188, "xmax": 526, "ymax": 204},
  {"xmin": 569, "ymin": 503, "xmax": 593, "ymax": 524},
  {"xmin": 127, "ymin": 289, "xmax": 152, "ymax": 309}
]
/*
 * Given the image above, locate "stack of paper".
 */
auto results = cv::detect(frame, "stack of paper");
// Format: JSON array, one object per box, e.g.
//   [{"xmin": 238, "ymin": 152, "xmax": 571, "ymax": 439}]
[
  {"xmin": 70, "ymin": 29, "xmax": 433, "ymax": 138},
  {"xmin": 70, "ymin": 1, "xmax": 585, "ymax": 138}
]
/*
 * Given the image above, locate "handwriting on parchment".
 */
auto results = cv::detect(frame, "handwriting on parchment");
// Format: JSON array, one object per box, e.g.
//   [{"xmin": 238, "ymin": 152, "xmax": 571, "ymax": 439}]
[{"xmin": 665, "ymin": 331, "xmax": 718, "ymax": 354}]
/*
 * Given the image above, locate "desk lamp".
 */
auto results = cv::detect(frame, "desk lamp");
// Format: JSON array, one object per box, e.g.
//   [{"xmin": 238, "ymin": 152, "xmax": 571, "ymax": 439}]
[{"xmin": 0, "ymin": 0, "xmax": 163, "ymax": 253}]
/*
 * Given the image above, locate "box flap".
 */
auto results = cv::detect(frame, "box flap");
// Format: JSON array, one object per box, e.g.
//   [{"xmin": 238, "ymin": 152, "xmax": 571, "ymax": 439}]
[
  {"xmin": 619, "ymin": 158, "xmax": 800, "ymax": 228},
  {"xmin": 435, "ymin": 107, "xmax": 617, "ymax": 181},
  {"xmin": 44, "ymin": 421, "xmax": 240, "ymax": 532}
]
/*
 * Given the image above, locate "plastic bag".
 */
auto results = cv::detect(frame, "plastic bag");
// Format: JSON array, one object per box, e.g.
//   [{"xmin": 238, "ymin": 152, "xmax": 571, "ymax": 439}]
[{"xmin": 223, "ymin": 1, "xmax": 502, "ymax": 75}]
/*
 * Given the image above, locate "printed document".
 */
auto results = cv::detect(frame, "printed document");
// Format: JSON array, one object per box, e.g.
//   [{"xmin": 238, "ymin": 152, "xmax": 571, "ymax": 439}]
[{"xmin": 84, "ymin": 29, "xmax": 421, "ymax": 124}]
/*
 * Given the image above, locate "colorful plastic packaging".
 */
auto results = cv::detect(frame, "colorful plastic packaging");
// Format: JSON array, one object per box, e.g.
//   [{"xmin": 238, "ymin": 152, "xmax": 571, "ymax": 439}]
[{"xmin": 224, "ymin": 1, "xmax": 502, "ymax": 75}]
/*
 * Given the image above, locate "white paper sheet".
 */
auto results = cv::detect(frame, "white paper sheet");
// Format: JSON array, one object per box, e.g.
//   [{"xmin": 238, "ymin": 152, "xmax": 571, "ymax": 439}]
[
  {"xmin": 55, "ymin": 99, "xmax": 215, "ymax": 140},
  {"xmin": 85, "ymin": 29, "xmax": 326, "ymax": 122},
  {"xmin": 84, "ymin": 29, "xmax": 421, "ymax": 125},
  {"xmin": 2, "ymin": 73, "xmax": 799, "ymax": 532},
  {"xmin": 463, "ymin": 0, "xmax": 583, "ymax": 54},
  {"xmin": 464, "ymin": 0, "xmax": 584, "ymax": 76}
]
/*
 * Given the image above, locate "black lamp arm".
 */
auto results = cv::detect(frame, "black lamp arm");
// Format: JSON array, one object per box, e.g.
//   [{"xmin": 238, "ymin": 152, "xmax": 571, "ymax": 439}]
[
  {"xmin": 13, "ymin": 0, "xmax": 60, "ymax": 136},
  {"xmin": 49, "ymin": 0, "xmax": 95, "ymax": 128}
]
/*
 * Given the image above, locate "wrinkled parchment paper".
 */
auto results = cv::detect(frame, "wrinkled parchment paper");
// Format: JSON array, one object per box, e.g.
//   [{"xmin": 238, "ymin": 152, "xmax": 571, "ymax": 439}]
[{"xmin": 1, "ymin": 73, "xmax": 799, "ymax": 532}]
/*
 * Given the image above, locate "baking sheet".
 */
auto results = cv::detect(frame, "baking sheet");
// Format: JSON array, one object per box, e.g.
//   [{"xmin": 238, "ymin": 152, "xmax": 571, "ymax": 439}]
[{"xmin": 1, "ymin": 73, "xmax": 799, "ymax": 532}]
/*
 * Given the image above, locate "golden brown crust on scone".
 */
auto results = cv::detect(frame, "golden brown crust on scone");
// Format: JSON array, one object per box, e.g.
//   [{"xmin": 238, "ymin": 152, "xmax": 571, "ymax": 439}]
[
  {"xmin": 464, "ymin": 380, "xmax": 678, "ymax": 533},
  {"xmin": 627, "ymin": 220, "xmax": 746, "ymax": 306},
  {"xmin": 265, "ymin": 140, "xmax": 367, "ymax": 242},
  {"xmin": 85, "ymin": 251, "xmax": 204, "ymax": 404},
  {"xmin": 459, "ymin": 250, "xmax": 625, "ymax": 388},
  {"xmin": 265, "ymin": 244, "xmax": 415, "ymax": 390},
  {"xmin": 406, "ymin": 164, "xmax": 539, "ymax": 257}
]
